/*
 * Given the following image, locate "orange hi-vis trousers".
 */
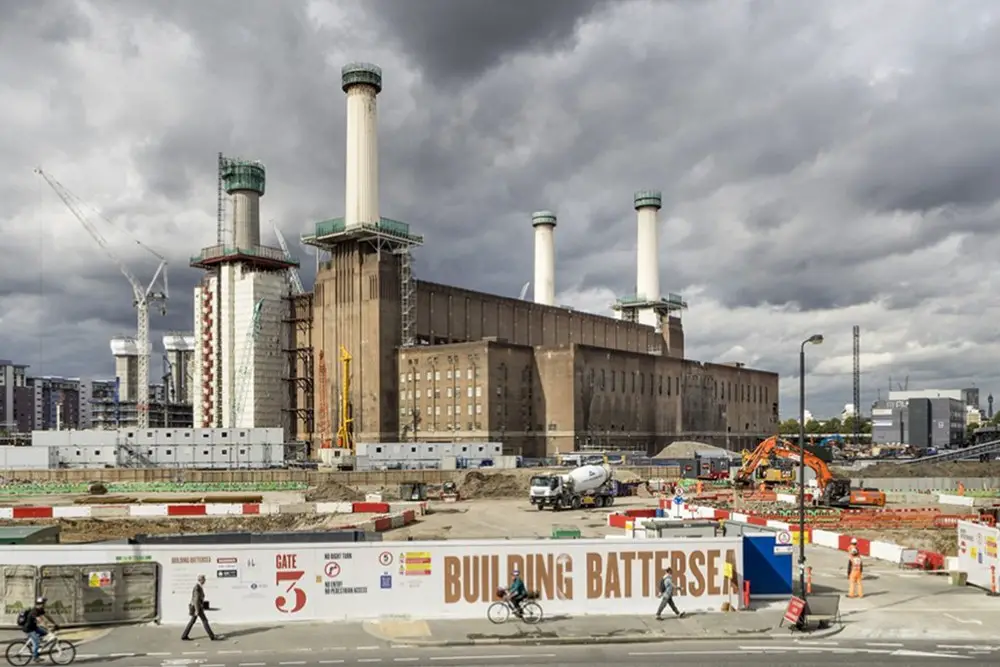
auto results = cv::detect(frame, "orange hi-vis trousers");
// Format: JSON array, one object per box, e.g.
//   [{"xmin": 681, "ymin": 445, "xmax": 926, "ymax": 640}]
[{"xmin": 848, "ymin": 570, "xmax": 863, "ymax": 598}]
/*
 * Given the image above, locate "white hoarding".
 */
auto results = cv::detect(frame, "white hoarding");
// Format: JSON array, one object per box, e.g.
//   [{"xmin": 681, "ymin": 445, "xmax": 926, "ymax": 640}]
[
  {"xmin": 957, "ymin": 520, "xmax": 1000, "ymax": 591},
  {"xmin": 0, "ymin": 537, "xmax": 742, "ymax": 624}
]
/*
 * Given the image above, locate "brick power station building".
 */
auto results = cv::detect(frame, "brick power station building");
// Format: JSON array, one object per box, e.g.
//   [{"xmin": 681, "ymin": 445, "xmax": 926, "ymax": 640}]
[{"xmin": 276, "ymin": 63, "xmax": 778, "ymax": 458}]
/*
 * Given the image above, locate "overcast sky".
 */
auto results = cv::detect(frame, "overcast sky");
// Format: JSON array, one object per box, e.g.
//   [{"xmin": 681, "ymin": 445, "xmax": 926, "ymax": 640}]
[{"xmin": 2, "ymin": 0, "xmax": 998, "ymax": 419}]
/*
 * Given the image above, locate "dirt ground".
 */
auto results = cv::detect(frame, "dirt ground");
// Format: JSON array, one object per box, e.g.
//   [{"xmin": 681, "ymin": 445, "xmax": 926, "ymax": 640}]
[
  {"xmin": 388, "ymin": 496, "xmax": 651, "ymax": 541},
  {"xmin": 846, "ymin": 528, "xmax": 958, "ymax": 556},
  {"xmin": 0, "ymin": 512, "xmax": 378, "ymax": 543},
  {"xmin": 859, "ymin": 460, "xmax": 1000, "ymax": 478}
]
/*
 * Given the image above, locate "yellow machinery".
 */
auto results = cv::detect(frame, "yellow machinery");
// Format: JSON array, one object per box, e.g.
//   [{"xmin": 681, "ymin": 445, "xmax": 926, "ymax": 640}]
[{"xmin": 335, "ymin": 345, "xmax": 355, "ymax": 454}]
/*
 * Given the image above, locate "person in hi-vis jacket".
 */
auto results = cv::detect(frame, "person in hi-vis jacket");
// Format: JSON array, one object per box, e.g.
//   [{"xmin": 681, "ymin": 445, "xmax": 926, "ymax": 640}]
[{"xmin": 847, "ymin": 547, "xmax": 864, "ymax": 598}]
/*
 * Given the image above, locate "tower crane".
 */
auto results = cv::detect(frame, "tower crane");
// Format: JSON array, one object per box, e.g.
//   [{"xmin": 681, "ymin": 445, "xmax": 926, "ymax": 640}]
[
  {"xmin": 272, "ymin": 223, "xmax": 304, "ymax": 295},
  {"xmin": 35, "ymin": 168, "xmax": 168, "ymax": 429},
  {"xmin": 231, "ymin": 299, "xmax": 265, "ymax": 426}
]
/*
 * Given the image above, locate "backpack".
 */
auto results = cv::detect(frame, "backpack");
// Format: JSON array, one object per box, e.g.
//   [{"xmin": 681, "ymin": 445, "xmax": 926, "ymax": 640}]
[
  {"xmin": 16, "ymin": 610, "xmax": 28, "ymax": 627},
  {"xmin": 658, "ymin": 577, "xmax": 666, "ymax": 595}
]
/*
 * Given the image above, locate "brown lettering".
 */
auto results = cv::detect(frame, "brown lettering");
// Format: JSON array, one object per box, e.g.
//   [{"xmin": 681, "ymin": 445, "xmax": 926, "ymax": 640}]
[
  {"xmin": 555, "ymin": 553, "xmax": 573, "ymax": 600},
  {"xmin": 586, "ymin": 553, "xmax": 602, "ymax": 599},
  {"xmin": 619, "ymin": 552, "xmax": 636, "ymax": 597},
  {"xmin": 532, "ymin": 554, "xmax": 554, "ymax": 599},
  {"xmin": 706, "ymin": 550, "xmax": 721, "ymax": 596},
  {"xmin": 689, "ymin": 550, "xmax": 706, "ymax": 597},
  {"xmin": 725, "ymin": 549, "xmax": 739, "ymax": 594},
  {"xmin": 636, "ymin": 552, "xmax": 653, "ymax": 597},
  {"xmin": 443, "ymin": 556, "xmax": 461, "ymax": 603},
  {"xmin": 670, "ymin": 551, "xmax": 688, "ymax": 595},
  {"xmin": 490, "ymin": 555, "xmax": 500, "ymax": 601},
  {"xmin": 604, "ymin": 553, "xmax": 621, "ymax": 598},
  {"xmin": 462, "ymin": 555, "xmax": 479, "ymax": 603},
  {"xmin": 276, "ymin": 554, "xmax": 297, "ymax": 569}
]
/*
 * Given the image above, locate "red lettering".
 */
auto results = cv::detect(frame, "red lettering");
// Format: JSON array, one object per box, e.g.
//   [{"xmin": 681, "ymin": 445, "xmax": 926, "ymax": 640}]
[
  {"xmin": 276, "ymin": 554, "xmax": 298, "ymax": 569},
  {"xmin": 275, "ymin": 568, "xmax": 307, "ymax": 613}
]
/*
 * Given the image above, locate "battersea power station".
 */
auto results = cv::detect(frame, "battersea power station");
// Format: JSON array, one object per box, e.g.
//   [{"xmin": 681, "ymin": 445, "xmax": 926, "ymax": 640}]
[{"xmin": 278, "ymin": 63, "xmax": 778, "ymax": 457}]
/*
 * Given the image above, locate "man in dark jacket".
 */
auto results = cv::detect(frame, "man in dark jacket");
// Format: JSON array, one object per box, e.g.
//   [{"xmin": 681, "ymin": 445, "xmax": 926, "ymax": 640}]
[
  {"xmin": 655, "ymin": 568, "xmax": 684, "ymax": 620},
  {"xmin": 181, "ymin": 575, "xmax": 220, "ymax": 641}
]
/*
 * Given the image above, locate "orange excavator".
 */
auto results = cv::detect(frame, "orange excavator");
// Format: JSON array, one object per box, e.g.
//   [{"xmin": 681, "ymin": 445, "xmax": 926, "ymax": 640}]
[{"xmin": 736, "ymin": 436, "xmax": 886, "ymax": 508}]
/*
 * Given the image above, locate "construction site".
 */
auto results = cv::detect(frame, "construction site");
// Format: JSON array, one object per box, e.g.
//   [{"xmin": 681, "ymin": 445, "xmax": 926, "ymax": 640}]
[{"xmin": 0, "ymin": 439, "xmax": 996, "ymax": 564}]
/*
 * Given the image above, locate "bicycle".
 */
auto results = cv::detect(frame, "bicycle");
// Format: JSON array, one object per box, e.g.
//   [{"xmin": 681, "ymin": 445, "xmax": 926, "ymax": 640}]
[
  {"xmin": 487, "ymin": 592, "xmax": 543, "ymax": 625},
  {"xmin": 5, "ymin": 632, "xmax": 76, "ymax": 666}
]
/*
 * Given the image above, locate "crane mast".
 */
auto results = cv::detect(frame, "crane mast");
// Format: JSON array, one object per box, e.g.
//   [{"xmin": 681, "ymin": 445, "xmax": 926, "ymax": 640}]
[
  {"xmin": 232, "ymin": 299, "xmax": 265, "ymax": 426},
  {"xmin": 35, "ymin": 168, "xmax": 168, "ymax": 429},
  {"xmin": 272, "ymin": 223, "xmax": 304, "ymax": 295}
]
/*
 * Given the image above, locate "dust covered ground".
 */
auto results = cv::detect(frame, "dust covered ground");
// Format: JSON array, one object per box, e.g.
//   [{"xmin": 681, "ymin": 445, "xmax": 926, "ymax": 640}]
[{"xmin": 846, "ymin": 528, "xmax": 958, "ymax": 556}]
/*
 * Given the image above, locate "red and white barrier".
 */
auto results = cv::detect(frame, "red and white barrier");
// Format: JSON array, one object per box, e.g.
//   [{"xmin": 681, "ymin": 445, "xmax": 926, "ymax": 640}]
[{"xmin": 0, "ymin": 501, "xmax": 428, "ymax": 521}]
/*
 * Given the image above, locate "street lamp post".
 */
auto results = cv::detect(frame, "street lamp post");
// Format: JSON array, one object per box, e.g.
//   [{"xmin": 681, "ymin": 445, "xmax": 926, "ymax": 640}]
[{"xmin": 799, "ymin": 334, "xmax": 824, "ymax": 601}]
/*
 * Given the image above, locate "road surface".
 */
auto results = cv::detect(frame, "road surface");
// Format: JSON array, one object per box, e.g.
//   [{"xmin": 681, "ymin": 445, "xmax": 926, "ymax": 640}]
[{"xmin": 64, "ymin": 638, "xmax": 999, "ymax": 666}]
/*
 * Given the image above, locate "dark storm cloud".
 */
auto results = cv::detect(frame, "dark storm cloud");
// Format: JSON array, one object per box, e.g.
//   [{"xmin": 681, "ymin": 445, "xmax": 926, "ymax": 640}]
[
  {"xmin": 4, "ymin": 0, "xmax": 1000, "ymax": 415},
  {"xmin": 363, "ymin": 0, "xmax": 613, "ymax": 84}
]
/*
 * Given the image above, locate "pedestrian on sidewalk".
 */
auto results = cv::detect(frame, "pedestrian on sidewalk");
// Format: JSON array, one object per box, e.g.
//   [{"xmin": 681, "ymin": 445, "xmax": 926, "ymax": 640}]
[
  {"xmin": 847, "ymin": 547, "xmax": 864, "ymax": 598},
  {"xmin": 181, "ymin": 575, "xmax": 221, "ymax": 641},
  {"xmin": 655, "ymin": 567, "xmax": 684, "ymax": 620}
]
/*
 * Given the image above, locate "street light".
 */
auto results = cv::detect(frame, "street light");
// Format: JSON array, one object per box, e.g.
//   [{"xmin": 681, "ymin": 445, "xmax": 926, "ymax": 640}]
[{"xmin": 799, "ymin": 334, "xmax": 824, "ymax": 601}]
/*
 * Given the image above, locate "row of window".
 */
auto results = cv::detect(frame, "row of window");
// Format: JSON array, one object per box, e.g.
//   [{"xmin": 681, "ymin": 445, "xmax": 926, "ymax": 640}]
[
  {"xmin": 401, "ymin": 367, "xmax": 482, "ymax": 384},
  {"xmin": 403, "ymin": 386, "xmax": 483, "ymax": 401},
  {"xmin": 588, "ymin": 369, "xmax": 769, "ymax": 404},
  {"xmin": 401, "ymin": 404, "xmax": 483, "ymax": 417},
  {"xmin": 69, "ymin": 448, "xmax": 251, "ymax": 456}
]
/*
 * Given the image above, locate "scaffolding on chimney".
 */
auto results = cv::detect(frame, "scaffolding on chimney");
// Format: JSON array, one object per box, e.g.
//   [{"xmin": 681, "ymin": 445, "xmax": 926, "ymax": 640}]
[
  {"xmin": 611, "ymin": 293, "xmax": 688, "ymax": 326},
  {"xmin": 301, "ymin": 217, "xmax": 424, "ymax": 348}
]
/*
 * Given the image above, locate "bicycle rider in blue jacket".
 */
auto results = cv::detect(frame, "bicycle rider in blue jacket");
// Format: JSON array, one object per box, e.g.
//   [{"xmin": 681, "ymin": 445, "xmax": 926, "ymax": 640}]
[{"xmin": 507, "ymin": 569, "xmax": 527, "ymax": 616}]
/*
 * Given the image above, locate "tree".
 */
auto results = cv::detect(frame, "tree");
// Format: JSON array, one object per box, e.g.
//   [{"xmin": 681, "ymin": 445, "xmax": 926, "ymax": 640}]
[{"xmin": 778, "ymin": 419, "xmax": 800, "ymax": 435}]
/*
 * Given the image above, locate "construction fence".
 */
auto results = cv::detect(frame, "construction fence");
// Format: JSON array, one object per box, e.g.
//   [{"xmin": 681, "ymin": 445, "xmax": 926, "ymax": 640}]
[
  {"xmin": 0, "ymin": 466, "xmax": 679, "ymax": 486},
  {"xmin": 0, "ymin": 562, "xmax": 158, "ymax": 628}
]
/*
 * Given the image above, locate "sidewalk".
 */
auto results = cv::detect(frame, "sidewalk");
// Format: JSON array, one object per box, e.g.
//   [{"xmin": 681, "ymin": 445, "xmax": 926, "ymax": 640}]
[
  {"xmin": 5, "ymin": 610, "xmax": 784, "ymax": 659},
  {"xmin": 363, "ymin": 609, "xmax": 784, "ymax": 646}
]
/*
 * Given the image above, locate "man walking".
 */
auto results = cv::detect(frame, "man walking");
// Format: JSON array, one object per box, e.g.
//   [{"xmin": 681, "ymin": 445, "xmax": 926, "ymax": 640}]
[
  {"xmin": 655, "ymin": 567, "xmax": 685, "ymax": 620},
  {"xmin": 181, "ymin": 575, "xmax": 220, "ymax": 641}
]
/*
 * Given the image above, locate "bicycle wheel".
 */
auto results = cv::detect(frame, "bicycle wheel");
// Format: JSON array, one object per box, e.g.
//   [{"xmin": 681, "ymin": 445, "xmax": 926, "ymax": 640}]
[
  {"xmin": 486, "ymin": 602, "xmax": 511, "ymax": 624},
  {"xmin": 520, "ymin": 601, "xmax": 543, "ymax": 624},
  {"xmin": 49, "ymin": 640, "xmax": 76, "ymax": 665},
  {"xmin": 5, "ymin": 641, "xmax": 32, "ymax": 667}
]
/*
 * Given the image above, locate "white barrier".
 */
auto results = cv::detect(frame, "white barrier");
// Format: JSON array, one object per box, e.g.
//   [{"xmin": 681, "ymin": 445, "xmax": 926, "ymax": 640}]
[
  {"xmin": 315, "ymin": 502, "xmax": 354, "ymax": 514},
  {"xmin": 731, "ymin": 512, "xmax": 749, "ymax": 523},
  {"xmin": 205, "ymin": 504, "xmax": 249, "ymax": 516},
  {"xmin": 811, "ymin": 529, "xmax": 840, "ymax": 549},
  {"xmin": 938, "ymin": 494, "xmax": 976, "ymax": 507},
  {"xmin": 3, "ymin": 537, "xmax": 744, "ymax": 624},
  {"xmin": 776, "ymin": 493, "xmax": 797, "ymax": 505},
  {"xmin": 766, "ymin": 520, "xmax": 790, "ymax": 530},
  {"xmin": 52, "ymin": 506, "xmax": 92, "ymax": 518},
  {"xmin": 869, "ymin": 541, "xmax": 904, "ymax": 563},
  {"xmin": 129, "ymin": 505, "xmax": 169, "ymax": 517}
]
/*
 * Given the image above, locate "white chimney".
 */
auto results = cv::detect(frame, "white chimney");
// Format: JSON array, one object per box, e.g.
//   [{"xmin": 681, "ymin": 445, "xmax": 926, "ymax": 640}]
[
  {"xmin": 634, "ymin": 190, "xmax": 662, "ymax": 328},
  {"xmin": 532, "ymin": 210, "xmax": 557, "ymax": 306},
  {"xmin": 342, "ymin": 62, "xmax": 382, "ymax": 228}
]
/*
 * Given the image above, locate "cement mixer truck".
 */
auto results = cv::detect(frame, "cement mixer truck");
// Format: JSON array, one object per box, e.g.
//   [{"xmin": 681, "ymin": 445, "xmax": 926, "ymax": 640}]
[{"xmin": 528, "ymin": 464, "xmax": 616, "ymax": 511}]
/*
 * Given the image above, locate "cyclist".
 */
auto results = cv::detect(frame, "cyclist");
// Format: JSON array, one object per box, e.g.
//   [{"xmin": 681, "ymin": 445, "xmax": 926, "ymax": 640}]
[
  {"xmin": 21, "ymin": 597, "xmax": 55, "ymax": 663},
  {"xmin": 506, "ymin": 569, "xmax": 527, "ymax": 617}
]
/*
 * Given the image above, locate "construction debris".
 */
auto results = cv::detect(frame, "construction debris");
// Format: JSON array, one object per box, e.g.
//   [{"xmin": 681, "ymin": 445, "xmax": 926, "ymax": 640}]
[
  {"xmin": 304, "ymin": 480, "xmax": 364, "ymax": 502},
  {"xmin": 859, "ymin": 461, "xmax": 1000, "ymax": 479},
  {"xmin": 459, "ymin": 470, "xmax": 526, "ymax": 498},
  {"xmin": 653, "ymin": 441, "xmax": 731, "ymax": 459}
]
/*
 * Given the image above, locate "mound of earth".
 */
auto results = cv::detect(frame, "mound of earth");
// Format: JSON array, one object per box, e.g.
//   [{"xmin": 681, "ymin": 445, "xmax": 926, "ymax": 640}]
[
  {"xmin": 305, "ymin": 480, "xmax": 364, "ymax": 502},
  {"xmin": 859, "ymin": 460, "xmax": 1000, "ymax": 479},
  {"xmin": 87, "ymin": 482, "xmax": 108, "ymax": 495},
  {"xmin": 459, "ymin": 471, "xmax": 526, "ymax": 498}
]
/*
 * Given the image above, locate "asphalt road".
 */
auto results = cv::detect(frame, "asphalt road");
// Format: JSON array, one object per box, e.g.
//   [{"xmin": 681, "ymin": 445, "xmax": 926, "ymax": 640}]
[{"xmin": 67, "ymin": 639, "xmax": 1000, "ymax": 666}]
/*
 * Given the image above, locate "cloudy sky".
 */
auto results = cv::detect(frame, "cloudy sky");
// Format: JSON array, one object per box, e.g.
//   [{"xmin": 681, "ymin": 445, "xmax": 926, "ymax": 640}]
[{"xmin": 2, "ymin": 0, "xmax": 999, "ymax": 419}]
